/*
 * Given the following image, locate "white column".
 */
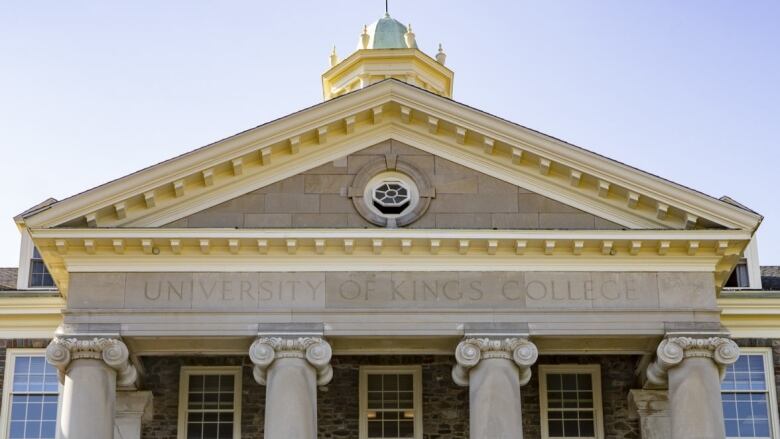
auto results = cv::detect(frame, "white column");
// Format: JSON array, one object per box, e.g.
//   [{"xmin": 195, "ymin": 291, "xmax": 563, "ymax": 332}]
[
  {"xmin": 452, "ymin": 337, "xmax": 538, "ymax": 439},
  {"xmin": 249, "ymin": 336, "xmax": 332, "ymax": 439},
  {"xmin": 646, "ymin": 336, "xmax": 740, "ymax": 439},
  {"xmin": 46, "ymin": 337, "xmax": 138, "ymax": 439},
  {"xmin": 114, "ymin": 391, "xmax": 153, "ymax": 439}
]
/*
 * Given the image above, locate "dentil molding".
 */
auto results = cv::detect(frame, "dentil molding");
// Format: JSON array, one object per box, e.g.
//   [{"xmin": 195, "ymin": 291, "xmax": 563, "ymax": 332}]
[
  {"xmin": 452, "ymin": 337, "xmax": 539, "ymax": 387},
  {"xmin": 646, "ymin": 336, "xmax": 740, "ymax": 386},
  {"xmin": 45, "ymin": 337, "xmax": 138, "ymax": 387},
  {"xmin": 249, "ymin": 336, "xmax": 333, "ymax": 386}
]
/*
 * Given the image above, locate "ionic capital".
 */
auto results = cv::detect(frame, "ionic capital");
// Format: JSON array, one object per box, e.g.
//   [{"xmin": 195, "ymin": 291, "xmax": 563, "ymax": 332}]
[
  {"xmin": 452, "ymin": 337, "xmax": 538, "ymax": 387},
  {"xmin": 45, "ymin": 337, "xmax": 138, "ymax": 387},
  {"xmin": 646, "ymin": 336, "xmax": 739, "ymax": 386},
  {"xmin": 249, "ymin": 336, "xmax": 333, "ymax": 386}
]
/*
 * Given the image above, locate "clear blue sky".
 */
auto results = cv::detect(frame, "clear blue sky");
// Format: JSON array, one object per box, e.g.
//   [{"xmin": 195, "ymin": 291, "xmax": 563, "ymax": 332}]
[{"xmin": 1, "ymin": 1, "xmax": 778, "ymax": 266}]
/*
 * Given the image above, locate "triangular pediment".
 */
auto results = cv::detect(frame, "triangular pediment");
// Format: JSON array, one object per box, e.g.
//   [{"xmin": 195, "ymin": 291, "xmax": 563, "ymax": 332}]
[
  {"xmin": 167, "ymin": 140, "xmax": 624, "ymax": 230},
  {"xmin": 18, "ymin": 80, "xmax": 761, "ymax": 232}
]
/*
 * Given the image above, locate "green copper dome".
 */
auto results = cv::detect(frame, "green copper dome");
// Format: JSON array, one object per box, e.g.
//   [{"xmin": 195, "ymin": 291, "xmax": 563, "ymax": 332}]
[{"xmin": 358, "ymin": 13, "xmax": 417, "ymax": 50}]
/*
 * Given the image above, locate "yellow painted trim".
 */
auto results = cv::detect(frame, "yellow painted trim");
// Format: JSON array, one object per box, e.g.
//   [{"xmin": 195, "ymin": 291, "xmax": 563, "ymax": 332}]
[
  {"xmin": 0, "ymin": 295, "xmax": 63, "ymax": 338},
  {"xmin": 718, "ymin": 296, "xmax": 780, "ymax": 338}
]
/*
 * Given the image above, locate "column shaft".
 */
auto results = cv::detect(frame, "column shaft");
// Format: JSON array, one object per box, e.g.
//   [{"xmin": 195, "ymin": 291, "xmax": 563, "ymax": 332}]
[
  {"xmin": 452, "ymin": 337, "xmax": 538, "ymax": 439},
  {"xmin": 60, "ymin": 359, "xmax": 117, "ymax": 438},
  {"xmin": 46, "ymin": 337, "xmax": 137, "ymax": 439},
  {"xmin": 646, "ymin": 336, "xmax": 740, "ymax": 439},
  {"xmin": 469, "ymin": 358, "xmax": 524, "ymax": 438},
  {"xmin": 250, "ymin": 336, "xmax": 332, "ymax": 439},
  {"xmin": 264, "ymin": 358, "xmax": 319, "ymax": 438},
  {"xmin": 668, "ymin": 357, "xmax": 726, "ymax": 439}
]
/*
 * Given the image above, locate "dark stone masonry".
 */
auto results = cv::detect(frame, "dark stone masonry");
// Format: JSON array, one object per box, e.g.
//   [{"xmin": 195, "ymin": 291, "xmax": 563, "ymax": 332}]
[{"xmin": 137, "ymin": 354, "xmax": 642, "ymax": 439}]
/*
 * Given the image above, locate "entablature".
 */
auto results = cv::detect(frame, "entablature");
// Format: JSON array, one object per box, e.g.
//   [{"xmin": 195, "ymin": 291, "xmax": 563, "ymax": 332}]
[{"xmin": 31, "ymin": 227, "xmax": 749, "ymax": 297}]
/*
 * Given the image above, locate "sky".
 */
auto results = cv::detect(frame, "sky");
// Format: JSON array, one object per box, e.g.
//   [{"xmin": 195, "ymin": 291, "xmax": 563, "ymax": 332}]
[{"xmin": 0, "ymin": 1, "xmax": 778, "ymax": 266}]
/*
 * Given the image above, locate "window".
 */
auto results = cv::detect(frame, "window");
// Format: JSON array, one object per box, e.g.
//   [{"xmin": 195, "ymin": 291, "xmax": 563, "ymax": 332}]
[
  {"xmin": 177, "ymin": 367, "xmax": 242, "ymax": 439},
  {"xmin": 359, "ymin": 366, "xmax": 422, "ymax": 439},
  {"xmin": 0, "ymin": 350, "xmax": 60, "ymax": 439},
  {"xmin": 725, "ymin": 262, "xmax": 751, "ymax": 288},
  {"xmin": 723, "ymin": 238, "xmax": 763, "ymax": 290},
  {"xmin": 721, "ymin": 349, "xmax": 780, "ymax": 438},
  {"xmin": 539, "ymin": 365, "xmax": 604, "ymax": 439},
  {"xmin": 27, "ymin": 248, "xmax": 54, "ymax": 289},
  {"xmin": 363, "ymin": 172, "xmax": 419, "ymax": 219}
]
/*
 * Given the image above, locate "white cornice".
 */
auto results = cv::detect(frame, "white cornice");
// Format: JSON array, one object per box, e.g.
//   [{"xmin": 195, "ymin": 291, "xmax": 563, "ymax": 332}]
[
  {"xmin": 30, "ymin": 227, "xmax": 753, "ymax": 241},
  {"xmin": 30, "ymin": 227, "xmax": 749, "ymax": 297},
  {"xmin": 18, "ymin": 80, "xmax": 761, "ymax": 232}
]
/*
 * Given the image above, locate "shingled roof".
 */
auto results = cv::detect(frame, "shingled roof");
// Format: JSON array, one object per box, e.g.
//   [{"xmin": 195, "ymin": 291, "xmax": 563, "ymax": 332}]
[
  {"xmin": 762, "ymin": 266, "xmax": 780, "ymax": 291},
  {"xmin": 0, "ymin": 267, "xmax": 18, "ymax": 291}
]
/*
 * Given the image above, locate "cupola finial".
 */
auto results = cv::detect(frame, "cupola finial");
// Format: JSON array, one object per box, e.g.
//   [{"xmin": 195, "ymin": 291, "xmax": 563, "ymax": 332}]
[
  {"xmin": 329, "ymin": 46, "xmax": 339, "ymax": 67},
  {"xmin": 404, "ymin": 24, "xmax": 416, "ymax": 49},
  {"xmin": 360, "ymin": 25, "xmax": 370, "ymax": 49},
  {"xmin": 436, "ymin": 43, "xmax": 447, "ymax": 65}
]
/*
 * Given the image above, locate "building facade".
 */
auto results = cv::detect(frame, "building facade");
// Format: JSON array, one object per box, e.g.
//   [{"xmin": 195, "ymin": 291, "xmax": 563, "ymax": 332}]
[{"xmin": 1, "ymin": 13, "xmax": 779, "ymax": 439}]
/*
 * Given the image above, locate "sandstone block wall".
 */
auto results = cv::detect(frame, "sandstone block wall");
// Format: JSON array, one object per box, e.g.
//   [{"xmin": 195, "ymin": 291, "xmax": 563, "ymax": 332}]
[{"xmin": 168, "ymin": 140, "xmax": 623, "ymax": 230}]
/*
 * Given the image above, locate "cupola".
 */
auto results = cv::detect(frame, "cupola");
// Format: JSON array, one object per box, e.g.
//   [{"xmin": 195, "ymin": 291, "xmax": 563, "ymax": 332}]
[{"xmin": 322, "ymin": 13, "xmax": 454, "ymax": 100}]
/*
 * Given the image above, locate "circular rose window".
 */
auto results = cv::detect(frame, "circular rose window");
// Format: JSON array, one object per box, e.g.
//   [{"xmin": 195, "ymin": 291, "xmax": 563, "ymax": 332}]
[
  {"xmin": 349, "ymin": 155, "xmax": 434, "ymax": 228},
  {"xmin": 372, "ymin": 180, "xmax": 411, "ymax": 215},
  {"xmin": 363, "ymin": 172, "xmax": 419, "ymax": 219}
]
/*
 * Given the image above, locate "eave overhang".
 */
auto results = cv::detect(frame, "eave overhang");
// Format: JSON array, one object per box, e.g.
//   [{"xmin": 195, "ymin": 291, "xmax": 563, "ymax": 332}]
[
  {"xmin": 16, "ymin": 80, "xmax": 761, "ymax": 234},
  {"xmin": 30, "ymin": 227, "xmax": 751, "ymax": 298}
]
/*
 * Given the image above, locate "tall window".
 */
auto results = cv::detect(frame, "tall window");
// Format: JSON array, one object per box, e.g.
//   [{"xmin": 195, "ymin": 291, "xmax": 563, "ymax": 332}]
[
  {"xmin": 28, "ymin": 248, "xmax": 54, "ymax": 288},
  {"xmin": 539, "ymin": 365, "xmax": 604, "ymax": 439},
  {"xmin": 359, "ymin": 366, "xmax": 422, "ymax": 439},
  {"xmin": 0, "ymin": 350, "xmax": 59, "ymax": 439},
  {"xmin": 721, "ymin": 349, "xmax": 780, "ymax": 438},
  {"xmin": 177, "ymin": 367, "xmax": 242, "ymax": 439}
]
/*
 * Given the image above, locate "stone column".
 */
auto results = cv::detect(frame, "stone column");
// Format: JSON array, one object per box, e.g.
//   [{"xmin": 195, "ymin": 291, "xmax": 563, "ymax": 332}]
[
  {"xmin": 45, "ymin": 337, "xmax": 138, "ymax": 439},
  {"xmin": 249, "ymin": 336, "xmax": 332, "ymax": 439},
  {"xmin": 646, "ymin": 336, "xmax": 740, "ymax": 439},
  {"xmin": 114, "ymin": 391, "xmax": 153, "ymax": 439},
  {"xmin": 452, "ymin": 337, "xmax": 538, "ymax": 439}
]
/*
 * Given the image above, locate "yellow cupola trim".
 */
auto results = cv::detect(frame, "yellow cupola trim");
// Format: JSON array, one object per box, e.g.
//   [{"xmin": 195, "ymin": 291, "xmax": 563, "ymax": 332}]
[{"xmin": 322, "ymin": 13, "xmax": 454, "ymax": 100}]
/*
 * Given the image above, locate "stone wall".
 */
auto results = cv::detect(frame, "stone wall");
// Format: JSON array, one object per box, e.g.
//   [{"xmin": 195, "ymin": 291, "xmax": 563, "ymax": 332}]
[
  {"xmin": 167, "ymin": 139, "xmax": 622, "ymax": 230},
  {"xmin": 138, "ymin": 354, "xmax": 640, "ymax": 439}
]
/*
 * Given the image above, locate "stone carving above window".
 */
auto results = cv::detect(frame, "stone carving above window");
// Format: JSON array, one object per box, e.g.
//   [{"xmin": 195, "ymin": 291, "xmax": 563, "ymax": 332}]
[{"xmin": 349, "ymin": 153, "xmax": 434, "ymax": 227}]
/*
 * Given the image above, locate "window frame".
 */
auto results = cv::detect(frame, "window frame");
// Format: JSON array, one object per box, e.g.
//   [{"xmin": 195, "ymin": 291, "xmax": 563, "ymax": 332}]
[
  {"xmin": 539, "ymin": 364, "xmax": 605, "ymax": 439},
  {"xmin": 0, "ymin": 348, "xmax": 61, "ymax": 439},
  {"xmin": 177, "ymin": 366, "xmax": 242, "ymax": 439},
  {"xmin": 359, "ymin": 365, "xmax": 423, "ymax": 439},
  {"xmin": 16, "ymin": 232, "xmax": 56, "ymax": 291},
  {"xmin": 721, "ymin": 347, "xmax": 780, "ymax": 439},
  {"xmin": 722, "ymin": 238, "xmax": 763, "ymax": 290}
]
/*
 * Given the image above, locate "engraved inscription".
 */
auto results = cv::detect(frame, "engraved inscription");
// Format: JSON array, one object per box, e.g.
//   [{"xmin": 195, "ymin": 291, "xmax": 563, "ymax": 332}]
[{"xmin": 60, "ymin": 271, "xmax": 703, "ymax": 311}]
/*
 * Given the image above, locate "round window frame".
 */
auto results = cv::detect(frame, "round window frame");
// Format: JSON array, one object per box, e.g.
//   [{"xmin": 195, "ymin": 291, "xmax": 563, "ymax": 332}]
[
  {"xmin": 364, "ymin": 172, "xmax": 420, "ymax": 219},
  {"xmin": 348, "ymin": 155, "xmax": 435, "ymax": 228}
]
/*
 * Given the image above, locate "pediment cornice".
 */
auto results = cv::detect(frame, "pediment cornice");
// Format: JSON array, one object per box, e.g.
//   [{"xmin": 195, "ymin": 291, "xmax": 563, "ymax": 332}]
[
  {"xmin": 17, "ymin": 80, "xmax": 761, "ymax": 233},
  {"xmin": 30, "ymin": 227, "xmax": 750, "ymax": 297}
]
